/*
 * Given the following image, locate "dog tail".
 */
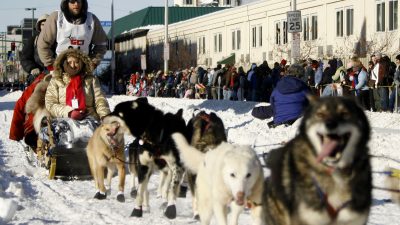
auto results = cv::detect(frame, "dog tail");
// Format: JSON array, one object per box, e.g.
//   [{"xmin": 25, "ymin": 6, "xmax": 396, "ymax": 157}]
[{"xmin": 172, "ymin": 132, "xmax": 204, "ymax": 174}]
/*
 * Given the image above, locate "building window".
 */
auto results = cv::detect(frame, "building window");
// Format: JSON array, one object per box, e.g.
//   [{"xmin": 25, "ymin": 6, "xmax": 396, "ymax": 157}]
[
  {"xmin": 283, "ymin": 21, "xmax": 288, "ymax": 44},
  {"xmin": 311, "ymin": 15, "xmax": 318, "ymax": 40},
  {"xmin": 346, "ymin": 8, "xmax": 354, "ymax": 35},
  {"xmin": 237, "ymin": 30, "xmax": 241, "ymax": 50},
  {"xmin": 214, "ymin": 34, "xmax": 217, "ymax": 53},
  {"xmin": 185, "ymin": 0, "xmax": 193, "ymax": 4},
  {"xmin": 259, "ymin": 26, "xmax": 263, "ymax": 47},
  {"xmin": 202, "ymin": 36, "xmax": 206, "ymax": 54},
  {"xmin": 377, "ymin": 1, "xmax": 386, "ymax": 31},
  {"xmin": 218, "ymin": 33, "xmax": 222, "ymax": 52},
  {"xmin": 389, "ymin": 0, "xmax": 398, "ymax": 30},
  {"xmin": 198, "ymin": 36, "xmax": 205, "ymax": 54},
  {"xmin": 336, "ymin": 10, "xmax": 344, "ymax": 37},
  {"xmin": 232, "ymin": 31, "xmax": 236, "ymax": 50},
  {"xmin": 303, "ymin": 17, "xmax": 310, "ymax": 41},
  {"xmin": 214, "ymin": 33, "xmax": 222, "ymax": 52},
  {"xmin": 252, "ymin": 27, "xmax": 257, "ymax": 48},
  {"xmin": 275, "ymin": 22, "xmax": 281, "ymax": 45}
]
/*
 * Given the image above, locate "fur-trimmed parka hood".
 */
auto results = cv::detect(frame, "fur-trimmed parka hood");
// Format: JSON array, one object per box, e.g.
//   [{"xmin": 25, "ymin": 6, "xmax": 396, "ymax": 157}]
[{"xmin": 53, "ymin": 48, "xmax": 93, "ymax": 78}]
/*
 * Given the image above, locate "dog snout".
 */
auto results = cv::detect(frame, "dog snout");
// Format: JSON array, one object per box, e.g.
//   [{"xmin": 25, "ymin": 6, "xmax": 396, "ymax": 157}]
[
  {"xmin": 106, "ymin": 125, "xmax": 120, "ymax": 137},
  {"xmin": 235, "ymin": 191, "xmax": 245, "ymax": 206},
  {"xmin": 325, "ymin": 119, "xmax": 338, "ymax": 130}
]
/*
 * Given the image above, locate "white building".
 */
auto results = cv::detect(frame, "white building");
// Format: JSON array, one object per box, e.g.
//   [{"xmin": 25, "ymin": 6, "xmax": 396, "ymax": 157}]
[{"xmin": 117, "ymin": 0, "xmax": 399, "ymax": 71}]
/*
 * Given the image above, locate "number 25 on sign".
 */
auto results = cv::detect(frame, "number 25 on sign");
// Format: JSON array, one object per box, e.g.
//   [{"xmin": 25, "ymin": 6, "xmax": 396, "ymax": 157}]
[{"xmin": 287, "ymin": 10, "xmax": 302, "ymax": 33}]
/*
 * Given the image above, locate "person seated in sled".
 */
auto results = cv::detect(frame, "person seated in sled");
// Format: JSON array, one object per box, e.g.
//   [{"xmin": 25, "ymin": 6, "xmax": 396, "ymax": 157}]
[
  {"xmin": 39, "ymin": 48, "xmax": 110, "ymax": 150},
  {"xmin": 45, "ymin": 48, "xmax": 110, "ymax": 122}
]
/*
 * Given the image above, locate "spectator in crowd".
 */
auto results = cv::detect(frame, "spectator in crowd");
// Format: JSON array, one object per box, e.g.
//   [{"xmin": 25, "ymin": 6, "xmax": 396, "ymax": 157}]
[
  {"xmin": 351, "ymin": 58, "xmax": 370, "ymax": 110},
  {"xmin": 38, "ymin": 0, "xmax": 108, "ymax": 72},
  {"xmin": 389, "ymin": 54, "xmax": 400, "ymax": 112},
  {"xmin": 21, "ymin": 13, "xmax": 49, "ymax": 86},
  {"xmin": 237, "ymin": 66, "xmax": 247, "ymax": 101},
  {"xmin": 247, "ymin": 63, "xmax": 257, "ymax": 101},
  {"xmin": 252, "ymin": 64, "xmax": 309, "ymax": 128}
]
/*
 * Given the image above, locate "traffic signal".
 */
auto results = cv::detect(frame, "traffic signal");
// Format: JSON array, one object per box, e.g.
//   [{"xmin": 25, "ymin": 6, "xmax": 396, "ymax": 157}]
[{"xmin": 11, "ymin": 42, "xmax": 16, "ymax": 51}]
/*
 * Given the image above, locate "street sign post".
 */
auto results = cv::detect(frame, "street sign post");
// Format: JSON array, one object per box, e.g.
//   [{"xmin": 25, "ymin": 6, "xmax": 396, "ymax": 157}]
[{"xmin": 287, "ymin": 10, "xmax": 302, "ymax": 33}]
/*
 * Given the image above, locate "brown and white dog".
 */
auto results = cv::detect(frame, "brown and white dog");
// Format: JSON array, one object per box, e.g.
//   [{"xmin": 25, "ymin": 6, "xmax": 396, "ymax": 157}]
[{"xmin": 86, "ymin": 115, "xmax": 127, "ymax": 202}]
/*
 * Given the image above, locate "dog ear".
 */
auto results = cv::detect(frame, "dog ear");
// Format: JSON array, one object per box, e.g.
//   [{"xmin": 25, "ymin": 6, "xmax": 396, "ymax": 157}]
[
  {"xmin": 306, "ymin": 94, "xmax": 318, "ymax": 105},
  {"xmin": 176, "ymin": 108, "xmax": 183, "ymax": 117},
  {"xmin": 136, "ymin": 97, "xmax": 148, "ymax": 104}
]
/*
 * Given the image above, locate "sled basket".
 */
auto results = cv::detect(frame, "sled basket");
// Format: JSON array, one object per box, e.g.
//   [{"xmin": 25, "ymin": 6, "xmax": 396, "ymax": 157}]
[{"xmin": 38, "ymin": 117, "xmax": 99, "ymax": 180}]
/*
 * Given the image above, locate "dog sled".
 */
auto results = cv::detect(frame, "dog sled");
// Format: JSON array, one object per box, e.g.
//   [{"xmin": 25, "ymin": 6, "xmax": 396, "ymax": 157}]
[{"xmin": 31, "ymin": 116, "xmax": 99, "ymax": 180}]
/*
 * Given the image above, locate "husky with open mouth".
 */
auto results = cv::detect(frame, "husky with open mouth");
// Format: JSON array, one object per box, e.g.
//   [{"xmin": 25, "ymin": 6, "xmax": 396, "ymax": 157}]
[{"xmin": 263, "ymin": 96, "xmax": 372, "ymax": 225}]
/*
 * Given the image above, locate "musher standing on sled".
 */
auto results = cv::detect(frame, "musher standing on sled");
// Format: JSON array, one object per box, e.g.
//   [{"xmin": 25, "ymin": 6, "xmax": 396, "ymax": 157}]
[{"xmin": 37, "ymin": 0, "xmax": 108, "ymax": 72}]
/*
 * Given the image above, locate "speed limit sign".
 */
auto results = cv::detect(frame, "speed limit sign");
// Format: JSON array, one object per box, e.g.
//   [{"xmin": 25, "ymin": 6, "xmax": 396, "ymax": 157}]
[{"xmin": 287, "ymin": 10, "xmax": 302, "ymax": 33}]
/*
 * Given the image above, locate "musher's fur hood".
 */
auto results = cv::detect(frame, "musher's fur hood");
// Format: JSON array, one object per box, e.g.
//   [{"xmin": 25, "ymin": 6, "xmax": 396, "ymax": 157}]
[{"xmin": 53, "ymin": 48, "xmax": 93, "ymax": 78}]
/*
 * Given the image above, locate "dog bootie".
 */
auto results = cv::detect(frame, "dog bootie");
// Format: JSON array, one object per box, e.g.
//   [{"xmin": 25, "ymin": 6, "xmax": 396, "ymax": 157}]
[
  {"xmin": 116, "ymin": 192, "xmax": 125, "ymax": 202},
  {"xmin": 164, "ymin": 205, "xmax": 176, "ymax": 219},
  {"xmin": 131, "ymin": 207, "xmax": 142, "ymax": 217},
  {"xmin": 130, "ymin": 189, "xmax": 137, "ymax": 198},
  {"xmin": 94, "ymin": 192, "xmax": 106, "ymax": 200}
]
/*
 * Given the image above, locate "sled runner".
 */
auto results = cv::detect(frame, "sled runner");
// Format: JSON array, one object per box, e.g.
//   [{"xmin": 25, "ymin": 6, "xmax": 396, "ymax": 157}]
[{"xmin": 36, "ymin": 116, "xmax": 99, "ymax": 179}]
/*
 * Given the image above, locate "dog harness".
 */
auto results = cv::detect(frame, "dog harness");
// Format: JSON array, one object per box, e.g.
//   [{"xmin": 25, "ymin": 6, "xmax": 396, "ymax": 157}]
[{"xmin": 311, "ymin": 175, "xmax": 351, "ymax": 220}]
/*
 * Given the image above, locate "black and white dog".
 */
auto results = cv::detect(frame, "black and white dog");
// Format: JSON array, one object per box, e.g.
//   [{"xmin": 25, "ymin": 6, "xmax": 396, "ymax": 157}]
[{"xmin": 111, "ymin": 98, "xmax": 189, "ymax": 219}]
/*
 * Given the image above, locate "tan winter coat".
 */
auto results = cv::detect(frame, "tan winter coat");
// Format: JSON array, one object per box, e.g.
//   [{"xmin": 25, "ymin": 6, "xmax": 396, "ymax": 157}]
[
  {"xmin": 45, "ymin": 49, "xmax": 110, "ymax": 120},
  {"xmin": 37, "ymin": 11, "xmax": 107, "ymax": 67}
]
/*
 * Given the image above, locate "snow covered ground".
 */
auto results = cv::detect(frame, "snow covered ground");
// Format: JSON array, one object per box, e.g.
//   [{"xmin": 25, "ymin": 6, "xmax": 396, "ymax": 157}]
[{"xmin": 0, "ymin": 90, "xmax": 399, "ymax": 225}]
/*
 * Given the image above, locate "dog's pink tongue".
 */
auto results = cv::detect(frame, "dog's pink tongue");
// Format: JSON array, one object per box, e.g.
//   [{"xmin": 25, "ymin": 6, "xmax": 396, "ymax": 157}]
[{"xmin": 317, "ymin": 137, "xmax": 339, "ymax": 162}]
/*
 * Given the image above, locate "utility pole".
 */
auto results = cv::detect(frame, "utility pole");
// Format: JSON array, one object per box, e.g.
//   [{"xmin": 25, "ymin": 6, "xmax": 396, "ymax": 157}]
[
  {"xmin": 111, "ymin": 0, "xmax": 115, "ymax": 94},
  {"xmin": 164, "ymin": 0, "xmax": 169, "ymax": 75},
  {"xmin": 25, "ymin": 8, "xmax": 37, "ymax": 37}
]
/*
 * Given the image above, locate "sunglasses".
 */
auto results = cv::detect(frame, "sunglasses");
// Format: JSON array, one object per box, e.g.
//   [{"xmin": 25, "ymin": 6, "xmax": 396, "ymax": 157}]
[{"xmin": 68, "ymin": 0, "xmax": 82, "ymax": 4}]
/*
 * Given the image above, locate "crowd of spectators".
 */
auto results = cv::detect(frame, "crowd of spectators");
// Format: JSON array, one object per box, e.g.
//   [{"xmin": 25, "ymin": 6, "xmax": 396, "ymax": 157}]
[{"xmin": 123, "ymin": 53, "xmax": 400, "ymax": 113}]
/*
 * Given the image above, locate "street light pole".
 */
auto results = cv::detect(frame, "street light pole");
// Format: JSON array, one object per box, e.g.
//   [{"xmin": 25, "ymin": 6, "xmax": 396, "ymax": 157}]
[{"xmin": 25, "ymin": 8, "xmax": 37, "ymax": 37}]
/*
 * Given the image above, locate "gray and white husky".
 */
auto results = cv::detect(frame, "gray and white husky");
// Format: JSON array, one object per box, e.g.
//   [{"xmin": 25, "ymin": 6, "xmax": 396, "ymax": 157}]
[{"xmin": 263, "ymin": 96, "xmax": 372, "ymax": 225}]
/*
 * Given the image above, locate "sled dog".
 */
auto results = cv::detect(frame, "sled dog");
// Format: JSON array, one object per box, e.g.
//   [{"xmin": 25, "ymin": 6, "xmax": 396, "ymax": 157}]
[
  {"xmin": 263, "ymin": 96, "xmax": 372, "ymax": 225},
  {"xmin": 25, "ymin": 74, "xmax": 52, "ymax": 134},
  {"xmin": 86, "ymin": 115, "xmax": 127, "ymax": 202},
  {"xmin": 172, "ymin": 133, "xmax": 264, "ymax": 225},
  {"xmin": 127, "ymin": 137, "xmax": 172, "ymax": 215},
  {"xmin": 186, "ymin": 110, "xmax": 227, "ymax": 219},
  {"xmin": 111, "ymin": 97, "xmax": 188, "ymax": 219}
]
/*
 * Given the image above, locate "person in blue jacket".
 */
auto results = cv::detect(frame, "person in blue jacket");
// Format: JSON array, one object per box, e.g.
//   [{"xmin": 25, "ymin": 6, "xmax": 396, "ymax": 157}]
[
  {"xmin": 269, "ymin": 63, "xmax": 310, "ymax": 127},
  {"xmin": 252, "ymin": 63, "xmax": 310, "ymax": 128}
]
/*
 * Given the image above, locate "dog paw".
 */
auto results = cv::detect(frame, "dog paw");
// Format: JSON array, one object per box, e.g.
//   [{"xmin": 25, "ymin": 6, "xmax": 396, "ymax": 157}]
[
  {"xmin": 93, "ymin": 192, "xmax": 107, "ymax": 200},
  {"xmin": 130, "ymin": 189, "xmax": 137, "ymax": 198},
  {"xmin": 164, "ymin": 205, "xmax": 176, "ymax": 219},
  {"xmin": 130, "ymin": 207, "xmax": 143, "ymax": 217},
  {"xmin": 193, "ymin": 214, "xmax": 200, "ymax": 220},
  {"xmin": 116, "ymin": 193, "xmax": 125, "ymax": 202}
]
